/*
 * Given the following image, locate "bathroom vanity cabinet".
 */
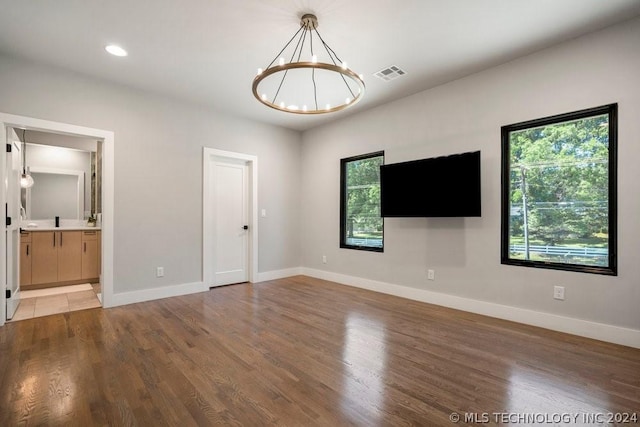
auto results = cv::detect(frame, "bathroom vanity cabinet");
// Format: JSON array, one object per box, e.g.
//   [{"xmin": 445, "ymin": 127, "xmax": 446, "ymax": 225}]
[{"xmin": 20, "ymin": 230, "xmax": 101, "ymax": 289}]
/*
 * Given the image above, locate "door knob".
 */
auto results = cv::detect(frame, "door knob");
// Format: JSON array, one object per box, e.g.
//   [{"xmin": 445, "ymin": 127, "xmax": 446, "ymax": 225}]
[{"xmin": 243, "ymin": 225, "xmax": 249, "ymax": 230}]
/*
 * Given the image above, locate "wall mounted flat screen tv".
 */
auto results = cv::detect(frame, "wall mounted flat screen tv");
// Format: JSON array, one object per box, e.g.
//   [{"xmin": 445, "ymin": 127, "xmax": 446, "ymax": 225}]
[{"xmin": 380, "ymin": 150, "xmax": 481, "ymax": 217}]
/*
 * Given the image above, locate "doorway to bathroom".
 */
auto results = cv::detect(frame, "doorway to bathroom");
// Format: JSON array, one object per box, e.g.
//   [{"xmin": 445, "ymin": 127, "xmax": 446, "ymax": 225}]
[
  {"xmin": 0, "ymin": 113, "xmax": 114, "ymax": 326},
  {"xmin": 11, "ymin": 129, "xmax": 102, "ymax": 320}
]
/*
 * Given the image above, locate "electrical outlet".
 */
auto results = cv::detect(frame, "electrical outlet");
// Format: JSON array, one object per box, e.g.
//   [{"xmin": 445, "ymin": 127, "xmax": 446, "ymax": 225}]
[
  {"xmin": 322, "ymin": 255, "xmax": 327, "ymax": 264},
  {"xmin": 427, "ymin": 269, "xmax": 435, "ymax": 280},
  {"xmin": 553, "ymin": 285, "xmax": 565, "ymax": 300},
  {"xmin": 156, "ymin": 267, "xmax": 164, "ymax": 278}
]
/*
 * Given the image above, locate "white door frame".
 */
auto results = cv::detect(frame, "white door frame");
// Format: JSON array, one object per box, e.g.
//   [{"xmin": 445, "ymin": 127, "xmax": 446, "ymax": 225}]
[
  {"xmin": 0, "ymin": 112, "xmax": 115, "ymax": 327},
  {"xmin": 5, "ymin": 134, "xmax": 21, "ymax": 319},
  {"xmin": 203, "ymin": 148, "xmax": 258, "ymax": 287}
]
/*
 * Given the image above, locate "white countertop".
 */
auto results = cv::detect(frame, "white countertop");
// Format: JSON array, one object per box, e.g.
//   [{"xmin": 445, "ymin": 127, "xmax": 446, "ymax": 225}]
[
  {"xmin": 21, "ymin": 226, "xmax": 101, "ymax": 231},
  {"xmin": 20, "ymin": 219, "xmax": 101, "ymax": 231}
]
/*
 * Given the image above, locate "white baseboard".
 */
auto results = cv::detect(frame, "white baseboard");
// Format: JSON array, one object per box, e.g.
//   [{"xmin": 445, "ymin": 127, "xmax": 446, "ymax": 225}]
[
  {"xmin": 255, "ymin": 267, "xmax": 303, "ymax": 283},
  {"xmin": 108, "ymin": 267, "xmax": 303, "ymax": 308},
  {"xmin": 109, "ymin": 281, "xmax": 206, "ymax": 307},
  {"xmin": 301, "ymin": 267, "xmax": 640, "ymax": 349}
]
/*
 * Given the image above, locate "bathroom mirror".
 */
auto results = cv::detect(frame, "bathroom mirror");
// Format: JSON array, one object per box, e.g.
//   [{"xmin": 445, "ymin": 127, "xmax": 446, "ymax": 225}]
[
  {"xmin": 27, "ymin": 168, "xmax": 85, "ymax": 220},
  {"xmin": 19, "ymin": 137, "xmax": 101, "ymax": 221}
]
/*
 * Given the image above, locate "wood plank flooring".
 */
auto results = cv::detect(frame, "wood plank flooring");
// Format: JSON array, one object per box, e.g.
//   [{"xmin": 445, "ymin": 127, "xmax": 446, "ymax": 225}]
[{"xmin": 1, "ymin": 275, "xmax": 638, "ymax": 426}]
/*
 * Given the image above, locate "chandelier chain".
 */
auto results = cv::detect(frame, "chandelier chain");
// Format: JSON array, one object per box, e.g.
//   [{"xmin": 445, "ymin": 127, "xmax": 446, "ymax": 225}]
[
  {"xmin": 296, "ymin": 29, "xmax": 307, "ymax": 62},
  {"xmin": 310, "ymin": 31, "xmax": 318, "ymax": 110},
  {"xmin": 272, "ymin": 26, "xmax": 307, "ymax": 104},
  {"xmin": 314, "ymin": 28, "xmax": 357, "ymax": 99},
  {"xmin": 264, "ymin": 25, "xmax": 304, "ymax": 70}
]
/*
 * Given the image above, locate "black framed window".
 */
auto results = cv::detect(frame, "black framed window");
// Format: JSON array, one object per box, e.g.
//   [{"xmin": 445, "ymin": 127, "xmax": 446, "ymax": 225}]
[
  {"xmin": 340, "ymin": 151, "xmax": 384, "ymax": 252},
  {"xmin": 501, "ymin": 104, "xmax": 617, "ymax": 275}
]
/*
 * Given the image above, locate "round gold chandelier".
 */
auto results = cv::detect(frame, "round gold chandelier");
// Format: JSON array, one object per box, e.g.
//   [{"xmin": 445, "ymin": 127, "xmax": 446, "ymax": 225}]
[{"xmin": 252, "ymin": 14, "xmax": 365, "ymax": 115}]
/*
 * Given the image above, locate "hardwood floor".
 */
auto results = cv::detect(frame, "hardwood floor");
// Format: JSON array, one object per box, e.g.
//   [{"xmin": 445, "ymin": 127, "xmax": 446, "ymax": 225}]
[{"xmin": 1, "ymin": 275, "xmax": 638, "ymax": 426}]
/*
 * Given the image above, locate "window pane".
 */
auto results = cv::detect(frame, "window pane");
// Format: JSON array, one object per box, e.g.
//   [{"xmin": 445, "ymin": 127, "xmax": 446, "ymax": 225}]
[
  {"xmin": 502, "ymin": 105, "xmax": 616, "ymax": 275},
  {"xmin": 342, "ymin": 153, "xmax": 384, "ymax": 250}
]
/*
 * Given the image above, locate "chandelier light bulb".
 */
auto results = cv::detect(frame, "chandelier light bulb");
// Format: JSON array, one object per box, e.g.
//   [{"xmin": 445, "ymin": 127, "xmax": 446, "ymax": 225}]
[
  {"xmin": 261, "ymin": 93, "xmax": 267, "ymax": 101},
  {"xmin": 280, "ymin": 101, "xmax": 285, "ymax": 108},
  {"xmin": 325, "ymin": 104, "xmax": 331, "ymax": 110},
  {"xmin": 257, "ymin": 68, "xmax": 263, "ymax": 75},
  {"xmin": 359, "ymin": 74, "xmax": 364, "ymax": 80},
  {"xmin": 346, "ymin": 98, "xmax": 351, "ymax": 104},
  {"xmin": 302, "ymin": 105, "xmax": 307, "ymax": 112},
  {"xmin": 342, "ymin": 61, "xmax": 348, "ymax": 70},
  {"xmin": 279, "ymin": 57, "xmax": 285, "ymax": 66},
  {"xmin": 311, "ymin": 55, "xmax": 317, "ymax": 63}
]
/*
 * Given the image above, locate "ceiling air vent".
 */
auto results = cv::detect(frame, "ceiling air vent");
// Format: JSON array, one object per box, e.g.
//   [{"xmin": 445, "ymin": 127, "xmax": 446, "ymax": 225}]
[{"xmin": 374, "ymin": 65, "xmax": 406, "ymax": 81}]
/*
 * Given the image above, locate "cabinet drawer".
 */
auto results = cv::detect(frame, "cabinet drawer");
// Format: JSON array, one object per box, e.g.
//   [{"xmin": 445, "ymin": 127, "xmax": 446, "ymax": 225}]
[
  {"xmin": 20, "ymin": 231, "xmax": 31, "ymax": 243},
  {"xmin": 82, "ymin": 231, "xmax": 99, "ymax": 241}
]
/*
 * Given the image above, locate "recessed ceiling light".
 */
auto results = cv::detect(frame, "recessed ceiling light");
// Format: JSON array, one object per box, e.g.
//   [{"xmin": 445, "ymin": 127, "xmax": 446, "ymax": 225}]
[{"xmin": 105, "ymin": 45, "xmax": 127, "ymax": 57}]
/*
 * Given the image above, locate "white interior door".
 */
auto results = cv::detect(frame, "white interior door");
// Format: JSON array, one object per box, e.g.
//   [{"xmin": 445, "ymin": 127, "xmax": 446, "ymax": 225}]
[
  {"xmin": 212, "ymin": 159, "xmax": 249, "ymax": 286},
  {"xmin": 5, "ymin": 131, "xmax": 21, "ymax": 319}
]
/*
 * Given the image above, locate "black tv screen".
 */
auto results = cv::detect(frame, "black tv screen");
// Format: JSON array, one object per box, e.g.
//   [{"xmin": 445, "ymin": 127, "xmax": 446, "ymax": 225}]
[{"xmin": 380, "ymin": 151, "xmax": 481, "ymax": 217}]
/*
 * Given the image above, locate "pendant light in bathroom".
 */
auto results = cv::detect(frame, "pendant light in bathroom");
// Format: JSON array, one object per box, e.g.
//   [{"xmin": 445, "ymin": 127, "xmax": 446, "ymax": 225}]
[{"xmin": 20, "ymin": 129, "xmax": 34, "ymax": 189}]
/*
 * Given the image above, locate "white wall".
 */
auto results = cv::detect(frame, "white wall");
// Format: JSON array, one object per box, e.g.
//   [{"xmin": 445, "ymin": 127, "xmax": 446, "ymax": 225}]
[
  {"xmin": 300, "ymin": 18, "xmax": 640, "ymax": 334},
  {"xmin": 0, "ymin": 54, "xmax": 302, "ymax": 294}
]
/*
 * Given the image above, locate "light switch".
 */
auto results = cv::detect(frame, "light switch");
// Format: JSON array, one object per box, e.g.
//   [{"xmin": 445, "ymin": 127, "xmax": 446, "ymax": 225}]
[{"xmin": 261, "ymin": 209, "xmax": 267, "ymax": 217}]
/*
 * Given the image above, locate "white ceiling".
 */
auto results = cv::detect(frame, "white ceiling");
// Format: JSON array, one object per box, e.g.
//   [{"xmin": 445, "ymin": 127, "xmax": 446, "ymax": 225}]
[{"xmin": 1, "ymin": 0, "xmax": 639, "ymax": 131}]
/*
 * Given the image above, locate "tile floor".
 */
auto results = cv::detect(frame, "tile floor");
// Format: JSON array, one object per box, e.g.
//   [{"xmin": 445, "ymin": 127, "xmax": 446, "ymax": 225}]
[{"xmin": 10, "ymin": 285, "xmax": 101, "ymax": 322}]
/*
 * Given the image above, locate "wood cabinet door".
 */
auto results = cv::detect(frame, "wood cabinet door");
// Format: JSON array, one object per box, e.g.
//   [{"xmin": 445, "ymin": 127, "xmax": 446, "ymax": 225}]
[
  {"xmin": 57, "ymin": 231, "xmax": 82, "ymax": 282},
  {"xmin": 31, "ymin": 232, "xmax": 58, "ymax": 285},
  {"xmin": 20, "ymin": 242, "xmax": 32, "ymax": 286},
  {"xmin": 82, "ymin": 239, "xmax": 99, "ymax": 280}
]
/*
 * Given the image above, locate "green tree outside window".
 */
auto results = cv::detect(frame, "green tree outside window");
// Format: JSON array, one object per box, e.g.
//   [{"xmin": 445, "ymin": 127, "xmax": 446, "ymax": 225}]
[
  {"xmin": 502, "ymin": 104, "xmax": 617, "ymax": 275},
  {"xmin": 341, "ymin": 152, "xmax": 384, "ymax": 251}
]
